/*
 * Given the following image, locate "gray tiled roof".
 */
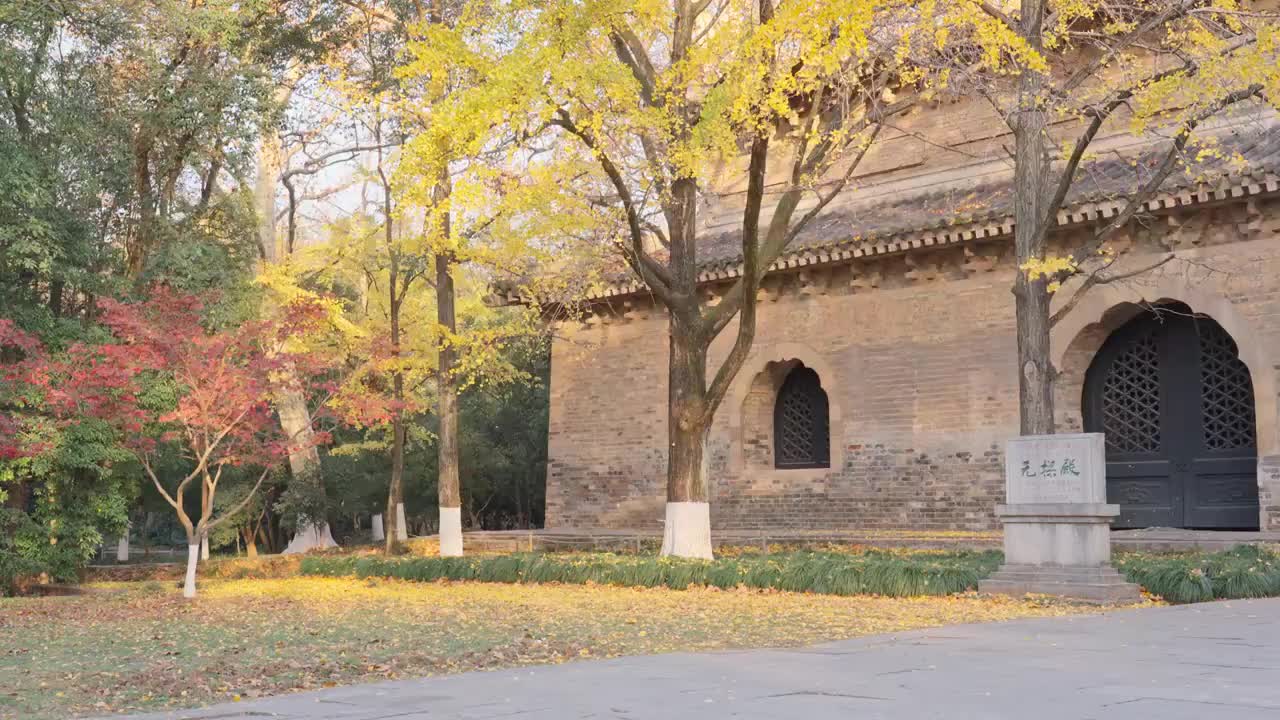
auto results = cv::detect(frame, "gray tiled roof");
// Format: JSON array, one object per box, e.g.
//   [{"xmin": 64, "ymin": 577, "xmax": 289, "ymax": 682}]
[{"xmin": 692, "ymin": 126, "xmax": 1280, "ymax": 272}]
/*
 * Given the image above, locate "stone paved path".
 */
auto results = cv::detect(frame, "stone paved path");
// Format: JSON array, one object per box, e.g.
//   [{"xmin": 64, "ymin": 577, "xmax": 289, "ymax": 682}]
[{"xmin": 109, "ymin": 598, "xmax": 1280, "ymax": 720}]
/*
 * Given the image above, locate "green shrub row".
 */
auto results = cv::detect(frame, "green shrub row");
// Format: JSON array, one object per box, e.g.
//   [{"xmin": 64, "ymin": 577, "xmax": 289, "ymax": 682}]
[
  {"xmin": 293, "ymin": 544, "xmax": 1280, "ymax": 604},
  {"xmin": 1116, "ymin": 545, "xmax": 1280, "ymax": 604},
  {"xmin": 300, "ymin": 549, "xmax": 1004, "ymax": 597}
]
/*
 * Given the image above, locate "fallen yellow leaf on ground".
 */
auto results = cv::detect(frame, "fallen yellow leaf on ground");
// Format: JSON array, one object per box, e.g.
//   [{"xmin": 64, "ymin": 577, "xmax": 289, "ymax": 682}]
[{"xmin": 0, "ymin": 576, "xmax": 1126, "ymax": 720}]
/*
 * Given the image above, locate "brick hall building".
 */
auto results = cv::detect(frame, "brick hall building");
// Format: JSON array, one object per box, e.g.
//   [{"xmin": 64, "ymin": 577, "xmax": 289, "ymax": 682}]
[{"xmin": 541, "ymin": 102, "xmax": 1280, "ymax": 535}]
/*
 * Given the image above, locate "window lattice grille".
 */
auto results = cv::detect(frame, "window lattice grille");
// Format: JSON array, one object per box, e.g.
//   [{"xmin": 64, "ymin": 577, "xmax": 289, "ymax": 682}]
[
  {"xmin": 1199, "ymin": 323, "xmax": 1255, "ymax": 451},
  {"xmin": 1101, "ymin": 333, "xmax": 1162, "ymax": 454},
  {"xmin": 774, "ymin": 367, "xmax": 830, "ymax": 469}
]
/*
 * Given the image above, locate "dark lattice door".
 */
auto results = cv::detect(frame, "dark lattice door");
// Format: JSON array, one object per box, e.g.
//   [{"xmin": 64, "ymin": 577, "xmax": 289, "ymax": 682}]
[
  {"xmin": 1188, "ymin": 321, "xmax": 1259, "ymax": 528},
  {"xmin": 1084, "ymin": 307, "xmax": 1259, "ymax": 529},
  {"xmin": 774, "ymin": 366, "xmax": 830, "ymax": 469}
]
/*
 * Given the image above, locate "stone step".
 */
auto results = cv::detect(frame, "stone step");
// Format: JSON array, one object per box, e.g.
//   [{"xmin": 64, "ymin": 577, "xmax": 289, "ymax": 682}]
[
  {"xmin": 984, "ymin": 576, "xmax": 1134, "ymax": 588},
  {"xmin": 978, "ymin": 579, "xmax": 1142, "ymax": 604},
  {"xmin": 979, "ymin": 563, "xmax": 1143, "ymax": 604},
  {"xmin": 985, "ymin": 565, "xmax": 1134, "ymax": 586}
]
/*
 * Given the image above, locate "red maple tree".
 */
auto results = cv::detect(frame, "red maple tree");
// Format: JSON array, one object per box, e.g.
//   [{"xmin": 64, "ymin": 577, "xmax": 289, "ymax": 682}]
[{"xmin": 21, "ymin": 288, "xmax": 338, "ymax": 597}]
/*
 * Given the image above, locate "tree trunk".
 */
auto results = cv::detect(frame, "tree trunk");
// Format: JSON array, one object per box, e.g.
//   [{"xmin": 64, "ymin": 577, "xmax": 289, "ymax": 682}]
[
  {"xmin": 183, "ymin": 544, "xmax": 199, "ymax": 599},
  {"xmin": 275, "ymin": 358, "xmax": 336, "ymax": 554},
  {"xmin": 660, "ymin": 319, "xmax": 713, "ymax": 559},
  {"xmin": 377, "ymin": 139, "xmax": 409, "ymax": 555},
  {"xmin": 254, "ymin": 134, "xmax": 283, "ymax": 262},
  {"xmin": 200, "ymin": 533, "xmax": 210, "ymax": 561},
  {"xmin": 116, "ymin": 533, "xmax": 129, "ymax": 563},
  {"xmin": 128, "ymin": 140, "xmax": 154, "ymax": 281},
  {"xmin": 142, "ymin": 512, "xmax": 154, "ymax": 558},
  {"xmin": 242, "ymin": 526, "xmax": 258, "ymax": 559},
  {"xmin": 371, "ymin": 513, "xmax": 385, "ymax": 541},
  {"xmin": 382, "ymin": 273, "xmax": 405, "ymax": 552},
  {"xmin": 261, "ymin": 131, "xmax": 337, "ymax": 555},
  {"xmin": 515, "ymin": 479, "xmax": 526, "ymax": 530},
  {"xmin": 385, "ymin": 414, "xmax": 406, "ymax": 553},
  {"xmin": 1013, "ymin": 0, "xmax": 1056, "ymax": 436},
  {"xmin": 49, "ymin": 280, "xmax": 63, "ymax": 317},
  {"xmin": 436, "ymin": 251, "xmax": 464, "ymax": 557}
]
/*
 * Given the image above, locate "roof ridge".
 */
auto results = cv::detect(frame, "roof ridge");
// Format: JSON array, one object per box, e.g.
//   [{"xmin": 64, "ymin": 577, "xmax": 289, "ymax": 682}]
[{"xmin": 579, "ymin": 127, "xmax": 1280, "ymax": 301}]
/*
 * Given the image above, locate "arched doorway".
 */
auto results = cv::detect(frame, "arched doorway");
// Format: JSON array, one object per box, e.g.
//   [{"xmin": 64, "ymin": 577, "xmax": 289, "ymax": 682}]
[{"xmin": 1083, "ymin": 304, "xmax": 1260, "ymax": 529}]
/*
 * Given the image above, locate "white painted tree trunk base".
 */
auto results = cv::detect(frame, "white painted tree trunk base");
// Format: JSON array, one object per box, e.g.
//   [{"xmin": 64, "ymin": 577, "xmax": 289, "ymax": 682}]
[
  {"xmin": 183, "ymin": 544, "xmax": 199, "ymax": 598},
  {"xmin": 200, "ymin": 535, "xmax": 209, "ymax": 561},
  {"xmin": 282, "ymin": 523, "xmax": 339, "ymax": 554},
  {"xmin": 659, "ymin": 502, "xmax": 713, "ymax": 559},
  {"xmin": 395, "ymin": 503, "xmax": 408, "ymax": 542},
  {"xmin": 116, "ymin": 535, "xmax": 129, "ymax": 563},
  {"xmin": 371, "ymin": 514, "xmax": 385, "ymax": 542},
  {"xmin": 439, "ymin": 506, "xmax": 463, "ymax": 557}
]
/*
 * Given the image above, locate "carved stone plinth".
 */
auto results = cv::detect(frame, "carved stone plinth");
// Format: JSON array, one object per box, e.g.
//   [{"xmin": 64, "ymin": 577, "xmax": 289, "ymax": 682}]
[
  {"xmin": 980, "ymin": 434, "xmax": 1141, "ymax": 604},
  {"xmin": 979, "ymin": 503, "xmax": 1141, "ymax": 604}
]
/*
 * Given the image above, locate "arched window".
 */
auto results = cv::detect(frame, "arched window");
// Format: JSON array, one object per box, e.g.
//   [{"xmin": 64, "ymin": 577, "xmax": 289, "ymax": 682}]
[{"xmin": 773, "ymin": 365, "xmax": 830, "ymax": 469}]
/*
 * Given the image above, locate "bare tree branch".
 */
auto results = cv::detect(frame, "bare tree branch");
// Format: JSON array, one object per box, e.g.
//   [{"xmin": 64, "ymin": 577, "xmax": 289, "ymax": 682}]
[
  {"xmin": 1049, "ymin": 254, "xmax": 1175, "ymax": 327},
  {"xmin": 1067, "ymin": 83, "xmax": 1264, "ymax": 267},
  {"xmin": 698, "ymin": 0, "xmax": 778, "ymax": 424},
  {"xmin": 280, "ymin": 142, "xmax": 400, "ymax": 182},
  {"xmin": 142, "ymin": 457, "xmax": 182, "ymax": 513},
  {"xmin": 1057, "ymin": 0, "xmax": 1199, "ymax": 93},
  {"xmin": 608, "ymin": 26, "xmax": 657, "ymax": 106},
  {"xmin": 701, "ymin": 133, "xmax": 768, "ymax": 425},
  {"xmin": 551, "ymin": 108, "xmax": 675, "ymax": 301},
  {"xmin": 204, "ymin": 468, "xmax": 273, "ymax": 532},
  {"xmin": 704, "ymin": 97, "xmax": 909, "ymax": 338},
  {"xmin": 1040, "ymin": 32, "xmax": 1260, "ymax": 239},
  {"xmin": 975, "ymin": 0, "xmax": 1017, "ymax": 32}
]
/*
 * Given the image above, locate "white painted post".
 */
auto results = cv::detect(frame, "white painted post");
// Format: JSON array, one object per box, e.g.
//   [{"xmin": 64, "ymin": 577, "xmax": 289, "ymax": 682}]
[
  {"xmin": 183, "ymin": 544, "xmax": 200, "ymax": 598},
  {"xmin": 395, "ymin": 503, "xmax": 408, "ymax": 542},
  {"xmin": 659, "ymin": 502, "xmax": 713, "ymax": 559},
  {"xmin": 282, "ymin": 523, "xmax": 339, "ymax": 554},
  {"xmin": 439, "ymin": 506, "xmax": 463, "ymax": 557}
]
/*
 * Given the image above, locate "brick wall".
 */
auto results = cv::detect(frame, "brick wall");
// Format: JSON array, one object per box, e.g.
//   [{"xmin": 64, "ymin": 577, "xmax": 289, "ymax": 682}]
[{"xmin": 546, "ymin": 202, "xmax": 1280, "ymax": 533}]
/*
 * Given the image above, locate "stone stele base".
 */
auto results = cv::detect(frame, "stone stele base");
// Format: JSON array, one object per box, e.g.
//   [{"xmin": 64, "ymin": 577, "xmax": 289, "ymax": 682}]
[{"xmin": 979, "ymin": 503, "xmax": 1142, "ymax": 604}]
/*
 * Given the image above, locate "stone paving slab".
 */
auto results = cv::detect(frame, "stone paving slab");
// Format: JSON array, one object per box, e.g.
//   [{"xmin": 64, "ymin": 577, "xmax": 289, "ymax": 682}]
[{"xmin": 104, "ymin": 598, "xmax": 1280, "ymax": 720}]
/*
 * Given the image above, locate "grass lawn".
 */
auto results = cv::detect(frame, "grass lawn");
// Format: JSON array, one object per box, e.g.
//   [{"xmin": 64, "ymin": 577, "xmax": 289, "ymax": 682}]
[{"xmin": 2, "ymin": 576, "xmax": 1106, "ymax": 719}]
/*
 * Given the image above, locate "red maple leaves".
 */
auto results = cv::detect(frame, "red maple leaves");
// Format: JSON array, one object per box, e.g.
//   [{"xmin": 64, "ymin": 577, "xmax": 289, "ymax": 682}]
[{"xmin": 1, "ymin": 287, "xmax": 339, "ymax": 486}]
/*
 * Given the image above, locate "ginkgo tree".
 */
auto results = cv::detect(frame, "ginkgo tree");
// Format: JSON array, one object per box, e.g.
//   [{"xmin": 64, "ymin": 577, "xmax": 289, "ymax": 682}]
[
  {"xmin": 967, "ymin": 0, "xmax": 1280, "ymax": 435},
  {"xmin": 274, "ymin": 194, "xmax": 579, "ymax": 558},
  {"xmin": 424, "ymin": 0, "xmax": 1031, "ymax": 557},
  {"xmin": 395, "ymin": 5, "xmax": 608, "ymax": 556},
  {"xmin": 35, "ymin": 289, "xmax": 336, "ymax": 598},
  {"xmin": 268, "ymin": 0, "xmax": 604, "ymax": 557},
  {"xmin": 265, "ymin": 0, "xmax": 436, "ymax": 553}
]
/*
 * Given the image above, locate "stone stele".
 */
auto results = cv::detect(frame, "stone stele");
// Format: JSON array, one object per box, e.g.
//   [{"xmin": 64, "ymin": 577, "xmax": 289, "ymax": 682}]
[{"xmin": 978, "ymin": 433, "xmax": 1141, "ymax": 604}]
